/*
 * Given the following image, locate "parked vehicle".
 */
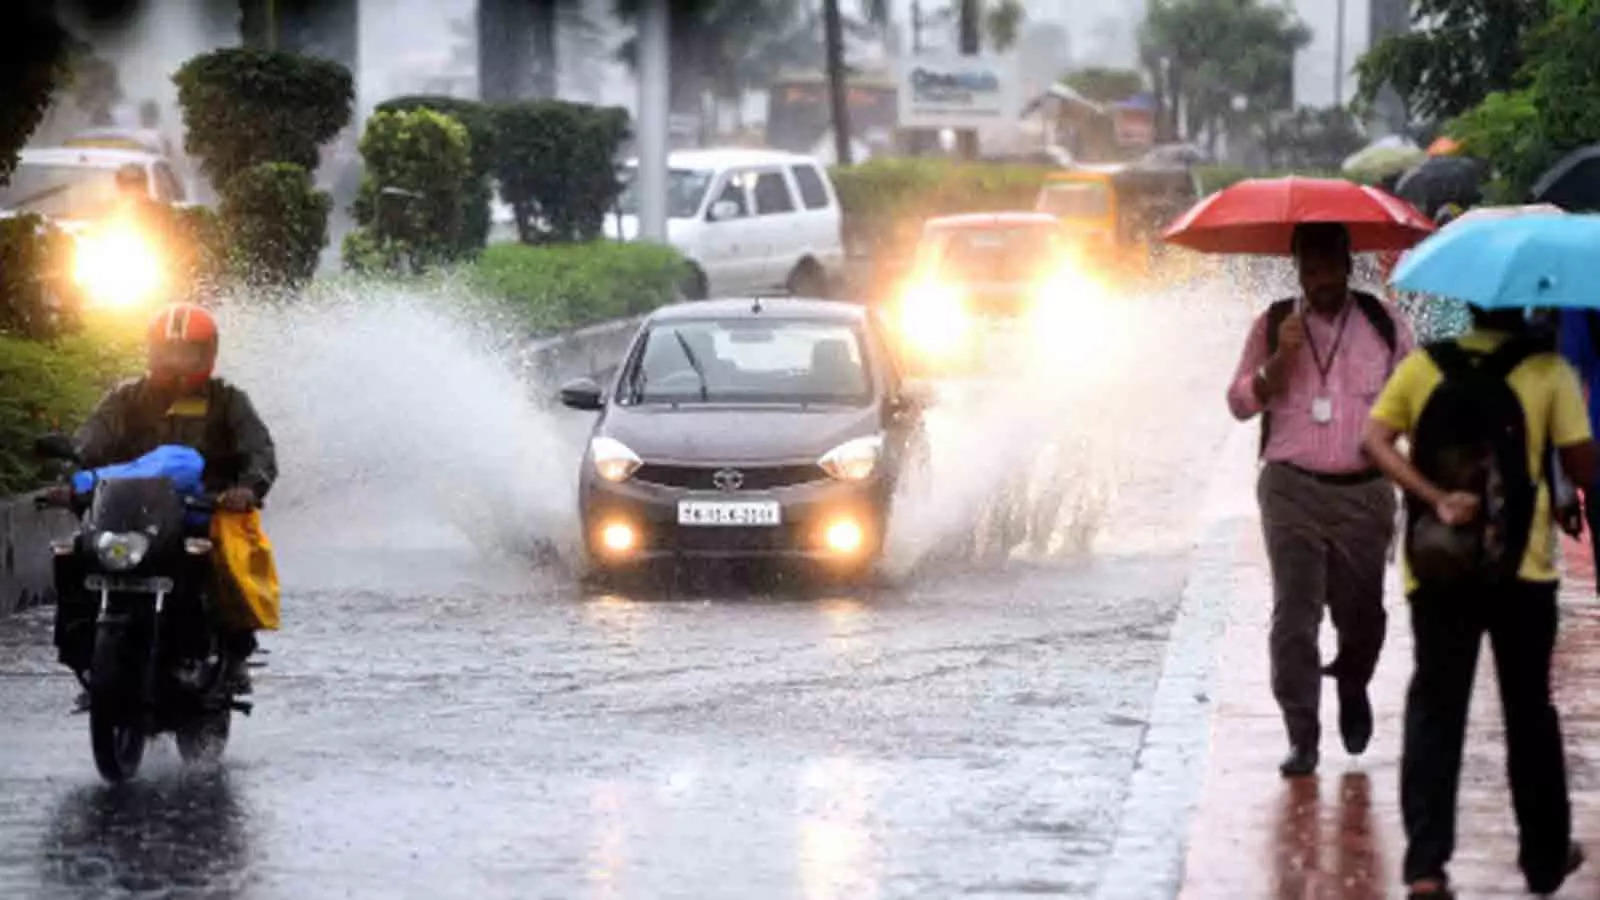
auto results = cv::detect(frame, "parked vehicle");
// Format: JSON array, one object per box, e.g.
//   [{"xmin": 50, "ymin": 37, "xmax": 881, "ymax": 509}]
[
  {"xmin": 610, "ymin": 149, "xmax": 845, "ymax": 300},
  {"xmin": 560, "ymin": 298, "xmax": 928, "ymax": 576},
  {"xmin": 1034, "ymin": 164, "xmax": 1201, "ymax": 284}
]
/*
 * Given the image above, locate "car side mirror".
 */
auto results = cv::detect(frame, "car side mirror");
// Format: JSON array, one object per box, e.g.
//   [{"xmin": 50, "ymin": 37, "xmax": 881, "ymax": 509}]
[
  {"xmin": 33, "ymin": 433, "xmax": 80, "ymax": 463},
  {"xmin": 708, "ymin": 200, "xmax": 741, "ymax": 222},
  {"xmin": 896, "ymin": 380, "xmax": 935, "ymax": 412},
  {"xmin": 560, "ymin": 377, "xmax": 605, "ymax": 411}
]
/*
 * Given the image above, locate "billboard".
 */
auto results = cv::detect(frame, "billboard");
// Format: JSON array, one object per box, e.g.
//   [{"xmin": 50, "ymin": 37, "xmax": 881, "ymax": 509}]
[{"xmin": 897, "ymin": 55, "xmax": 1021, "ymax": 129}]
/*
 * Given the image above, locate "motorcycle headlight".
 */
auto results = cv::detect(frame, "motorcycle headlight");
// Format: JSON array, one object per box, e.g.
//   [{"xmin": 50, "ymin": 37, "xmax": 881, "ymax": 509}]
[
  {"xmin": 74, "ymin": 224, "xmax": 163, "ymax": 309},
  {"xmin": 94, "ymin": 531, "xmax": 151, "ymax": 571},
  {"xmin": 819, "ymin": 435, "xmax": 884, "ymax": 481},
  {"xmin": 591, "ymin": 436, "xmax": 643, "ymax": 483}
]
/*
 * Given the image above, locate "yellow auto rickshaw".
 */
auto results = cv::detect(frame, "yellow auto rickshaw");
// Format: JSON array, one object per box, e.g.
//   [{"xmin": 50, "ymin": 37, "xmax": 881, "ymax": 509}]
[{"xmin": 1034, "ymin": 164, "xmax": 1205, "ymax": 286}]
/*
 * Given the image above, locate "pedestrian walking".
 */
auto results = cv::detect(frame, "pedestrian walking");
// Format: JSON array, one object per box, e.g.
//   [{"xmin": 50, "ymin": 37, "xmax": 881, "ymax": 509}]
[
  {"xmin": 1226, "ymin": 222, "xmax": 1415, "ymax": 777},
  {"xmin": 1364, "ymin": 304, "xmax": 1594, "ymax": 898}
]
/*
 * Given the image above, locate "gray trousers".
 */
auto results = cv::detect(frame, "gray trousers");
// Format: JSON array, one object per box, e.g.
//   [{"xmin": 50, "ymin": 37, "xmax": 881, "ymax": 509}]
[{"xmin": 1258, "ymin": 463, "xmax": 1397, "ymax": 748}]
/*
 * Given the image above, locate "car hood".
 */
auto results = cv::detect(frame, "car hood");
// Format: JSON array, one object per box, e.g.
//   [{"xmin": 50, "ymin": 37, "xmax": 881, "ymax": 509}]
[{"xmin": 599, "ymin": 403, "xmax": 881, "ymax": 465}]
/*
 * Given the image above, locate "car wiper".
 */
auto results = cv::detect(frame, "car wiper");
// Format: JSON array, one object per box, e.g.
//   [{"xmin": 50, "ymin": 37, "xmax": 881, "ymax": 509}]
[
  {"xmin": 4, "ymin": 183, "xmax": 72, "ymax": 212},
  {"xmin": 672, "ymin": 329, "xmax": 710, "ymax": 402}
]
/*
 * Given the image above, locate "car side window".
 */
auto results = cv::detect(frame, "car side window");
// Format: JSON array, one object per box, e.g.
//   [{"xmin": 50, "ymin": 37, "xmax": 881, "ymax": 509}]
[
  {"xmin": 153, "ymin": 162, "xmax": 184, "ymax": 202},
  {"xmin": 708, "ymin": 173, "xmax": 750, "ymax": 220},
  {"xmin": 752, "ymin": 170, "xmax": 796, "ymax": 215},
  {"xmin": 791, "ymin": 164, "xmax": 830, "ymax": 210}
]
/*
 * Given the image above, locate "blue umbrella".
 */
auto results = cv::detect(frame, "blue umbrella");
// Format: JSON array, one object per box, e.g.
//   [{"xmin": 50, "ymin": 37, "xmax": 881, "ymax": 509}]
[{"xmin": 1391, "ymin": 213, "xmax": 1600, "ymax": 309}]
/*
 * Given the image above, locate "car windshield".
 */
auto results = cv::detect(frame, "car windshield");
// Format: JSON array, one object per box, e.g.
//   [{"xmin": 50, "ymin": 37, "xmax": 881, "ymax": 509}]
[
  {"xmin": 622, "ymin": 319, "xmax": 871, "ymax": 406},
  {"xmin": 616, "ymin": 167, "xmax": 715, "ymax": 219},
  {"xmin": 934, "ymin": 226, "xmax": 1060, "ymax": 282},
  {"xmin": 0, "ymin": 163, "xmax": 122, "ymax": 219},
  {"xmin": 1037, "ymin": 182, "xmax": 1112, "ymax": 219}
]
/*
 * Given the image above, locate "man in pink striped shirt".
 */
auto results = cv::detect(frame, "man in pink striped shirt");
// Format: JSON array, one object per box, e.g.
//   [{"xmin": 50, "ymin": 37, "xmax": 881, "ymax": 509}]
[{"xmin": 1226, "ymin": 223, "xmax": 1415, "ymax": 777}]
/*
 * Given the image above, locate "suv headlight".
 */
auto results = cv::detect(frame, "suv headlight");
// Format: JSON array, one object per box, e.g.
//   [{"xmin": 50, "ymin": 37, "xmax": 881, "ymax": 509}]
[
  {"xmin": 95, "ymin": 531, "xmax": 150, "ymax": 571},
  {"xmin": 591, "ymin": 436, "xmax": 643, "ymax": 483},
  {"xmin": 819, "ymin": 435, "xmax": 884, "ymax": 481}
]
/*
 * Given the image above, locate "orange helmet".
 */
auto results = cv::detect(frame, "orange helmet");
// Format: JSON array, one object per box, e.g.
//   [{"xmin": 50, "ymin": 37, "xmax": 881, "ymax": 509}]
[{"xmin": 147, "ymin": 303, "xmax": 218, "ymax": 393}]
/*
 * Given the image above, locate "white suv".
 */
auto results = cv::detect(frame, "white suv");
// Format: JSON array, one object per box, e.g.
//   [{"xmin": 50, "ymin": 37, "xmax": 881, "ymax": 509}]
[{"xmin": 610, "ymin": 148, "xmax": 844, "ymax": 299}]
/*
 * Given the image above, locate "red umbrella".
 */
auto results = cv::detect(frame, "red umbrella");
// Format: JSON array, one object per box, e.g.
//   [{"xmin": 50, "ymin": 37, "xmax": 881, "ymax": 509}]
[{"xmin": 1162, "ymin": 176, "xmax": 1435, "ymax": 255}]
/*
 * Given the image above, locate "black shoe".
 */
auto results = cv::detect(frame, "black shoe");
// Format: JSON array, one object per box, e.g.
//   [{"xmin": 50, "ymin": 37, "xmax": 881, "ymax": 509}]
[
  {"xmin": 1279, "ymin": 744, "xmax": 1318, "ymax": 777},
  {"xmin": 224, "ymin": 657, "xmax": 253, "ymax": 695},
  {"xmin": 1338, "ymin": 680, "xmax": 1373, "ymax": 755},
  {"xmin": 1406, "ymin": 877, "xmax": 1454, "ymax": 900},
  {"xmin": 1528, "ymin": 842, "xmax": 1584, "ymax": 895}
]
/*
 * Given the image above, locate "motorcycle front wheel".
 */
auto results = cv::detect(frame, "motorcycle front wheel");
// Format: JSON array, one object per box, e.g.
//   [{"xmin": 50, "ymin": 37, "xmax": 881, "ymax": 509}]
[{"xmin": 89, "ymin": 625, "xmax": 146, "ymax": 782}]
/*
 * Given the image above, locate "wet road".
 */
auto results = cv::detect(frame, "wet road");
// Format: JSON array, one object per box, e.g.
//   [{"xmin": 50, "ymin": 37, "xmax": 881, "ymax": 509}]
[{"xmin": 0, "ymin": 290, "xmax": 1252, "ymax": 898}]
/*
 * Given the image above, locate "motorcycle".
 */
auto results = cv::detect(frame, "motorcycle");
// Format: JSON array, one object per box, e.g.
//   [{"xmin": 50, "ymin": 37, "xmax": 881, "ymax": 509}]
[{"xmin": 35, "ymin": 435, "xmax": 252, "ymax": 782}]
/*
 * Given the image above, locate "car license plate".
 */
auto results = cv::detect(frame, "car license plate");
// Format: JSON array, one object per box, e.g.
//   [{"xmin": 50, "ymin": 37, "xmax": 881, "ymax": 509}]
[
  {"xmin": 677, "ymin": 500, "xmax": 781, "ymax": 527},
  {"xmin": 85, "ymin": 575, "xmax": 174, "ymax": 594}
]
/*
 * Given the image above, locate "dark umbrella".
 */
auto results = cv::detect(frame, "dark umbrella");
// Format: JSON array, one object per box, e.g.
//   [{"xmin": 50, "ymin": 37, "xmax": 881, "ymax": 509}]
[
  {"xmin": 1394, "ymin": 156, "xmax": 1487, "ymax": 219},
  {"xmin": 1531, "ymin": 143, "xmax": 1600, "ymax": 211}
]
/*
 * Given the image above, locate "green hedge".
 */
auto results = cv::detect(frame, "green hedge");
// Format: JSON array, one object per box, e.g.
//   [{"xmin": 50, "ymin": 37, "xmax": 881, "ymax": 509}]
[
  {"xmin": 0, "ymin": 213, "xmax": 77, "ymax": 340},
  {"xmin": 492, "ymin": 101, "xmax": 631, "ymax": 244},
  {"xmin": 468, "ymin": 241, "xmax": 687, "ymax": 334},
  {"xmin": 375, "ymin": 95, "xmax": 497, "ymax": 254},
  {"xmin": 221, "ymin": 162, "xmax": 331, "ymax": 289},
  {"xmin": 0, "ymin": 324, "xmax": 141, "ymax": 494},
  {"xmin": 830, "ymin": 159, "xmax": 1055, "ymax": 260},
  {"xmin": 346, "ymin": 108, "xmax": 474, "ymax": 274}
]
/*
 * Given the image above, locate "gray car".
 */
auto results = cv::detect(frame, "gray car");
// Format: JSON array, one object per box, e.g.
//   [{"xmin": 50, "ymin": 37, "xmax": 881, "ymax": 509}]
[{"xmin": 560, "ymin": 298, "xmax": 929, "ymax": 574}]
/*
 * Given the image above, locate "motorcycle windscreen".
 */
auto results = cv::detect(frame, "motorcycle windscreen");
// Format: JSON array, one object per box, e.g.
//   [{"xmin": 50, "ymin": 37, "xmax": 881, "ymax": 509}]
[{"xmin": 87, "ymin": 477, "xmax": 186, "ymax": 541}]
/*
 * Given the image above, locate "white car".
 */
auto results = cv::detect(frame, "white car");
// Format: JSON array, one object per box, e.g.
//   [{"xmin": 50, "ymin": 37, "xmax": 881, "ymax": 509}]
[
  {"xmin": 610, "ymin": 148, "xmax": 845, "ymax": 299},
  {"xmin": 0, "ymin": 146, "xmax": 189, "ymax": 227}
]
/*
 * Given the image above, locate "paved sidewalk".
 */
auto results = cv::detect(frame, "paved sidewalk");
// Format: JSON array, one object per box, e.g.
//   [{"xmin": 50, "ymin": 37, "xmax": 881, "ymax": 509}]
[{"xmin": 1178, "ymin": 523, "xmax": 1600, "ymax": 899}]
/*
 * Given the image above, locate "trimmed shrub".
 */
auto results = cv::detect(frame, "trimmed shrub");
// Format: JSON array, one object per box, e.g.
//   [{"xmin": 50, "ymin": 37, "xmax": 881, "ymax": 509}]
[
  {"xmin": 174, "ymin": 48, "xmax": 353, "ymax": 187},
  {"xmin": 468, "ymin": 241, "xmax": 687, "ymax": 334},
  {"xmin": 492, "ymin": 101, "xmax": 630, "ymax": 244},
  {"xmin": 346, "ymin": 108, "xmax": 474, "ymax": 274},
  {"xmin": 0, "ymin": 214, "xmax": 77, "ymax": 340},
  {"xmin": 375, "ymin": 95, "xmax": 497, "ymax": 253},
  {"xmin": 221, "ymin": 163, "xmax": 331, "ymax": 289},
  {"xmin": 830, "ymin": 159, "xmax": 1054, "ymax": 260}
]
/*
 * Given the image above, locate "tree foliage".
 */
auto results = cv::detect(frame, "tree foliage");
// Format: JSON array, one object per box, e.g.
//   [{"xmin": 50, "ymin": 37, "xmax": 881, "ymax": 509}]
[
  {"xmin": 373, "ymin": 95, "xmax": 495, "ymax": 255},
  {"xmin": 492, "ymin": 101, "xmax": 629, "ymax": 244},
  {"xmin": 173, "ymin": 48, "xmax": 353, "ymax": 187},
  {"xmin": 344, "ymin": 109, "xmax": 474, "ymax": 274},
  {"xmin": 0, "ymin": 215, "xmax": 77, "ymax": 340},
  {"xmin": 220, "ymin": 162, "xmax": 330, "ymax": 288},
  {"xmin": 1259, "ymin": 106, "xmax": 1367, "ymax": 172},
  {"xmin": 1355, "ymin": 0, "xmax": 1549, "ymax": 127},
  {"xmin": 1063, "ymin": 67, "xmax": 1146, "ymax": 104},
  {"xmin": 1453, "ymin": 0, "xmax": 1600, "ymax": 201},
  {"xmin": 1138, "ymin": 0, "xmax": 1310, "ymax": 151},
  {"xmin": 1, "ymin": 10, "xmax": 78, "ymax": 184}
]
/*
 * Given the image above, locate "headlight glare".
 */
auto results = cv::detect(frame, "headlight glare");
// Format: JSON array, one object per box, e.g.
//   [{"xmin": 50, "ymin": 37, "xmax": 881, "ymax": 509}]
[
  {"xmin": 819, "ymin": 435, "xmax": 883, "ymax": 481},
  {"xmin": 74, "ymin": 224, "xmax": 163, "ymax": 309},
  {"xmin": 94, "ymin": 531, "xmax": 150, "ymax": 571},
  {"xmin": 898, "ymin": 282, "xmax": 969, "ymax": 357},
  {"xmin": 591, "ymin": 436, "xmax": 643, "ymax": 483}
]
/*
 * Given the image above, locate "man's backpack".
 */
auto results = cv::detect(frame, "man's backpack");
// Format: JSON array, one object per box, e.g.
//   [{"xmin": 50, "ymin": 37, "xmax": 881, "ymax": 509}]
[
  {"xmin": 1260, "ymin": 291, "xmax": 1398, "ymax": 456},
  {"xmin": 1405, "ymin": 339, "xmax": 1541, "ymax": 586}
]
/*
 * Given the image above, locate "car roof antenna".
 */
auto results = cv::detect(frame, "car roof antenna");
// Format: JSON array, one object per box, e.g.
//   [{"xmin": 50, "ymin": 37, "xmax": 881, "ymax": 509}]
[{"xmin": 752, "ymin": 296, "xmax": 763, "ymax": 314}]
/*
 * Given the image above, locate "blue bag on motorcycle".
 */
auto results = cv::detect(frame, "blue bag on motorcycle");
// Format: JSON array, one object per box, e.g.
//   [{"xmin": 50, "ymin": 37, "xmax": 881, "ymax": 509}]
[{"xmin": 71, "ymin": 444, "xmax": 206, "ymax": 498}]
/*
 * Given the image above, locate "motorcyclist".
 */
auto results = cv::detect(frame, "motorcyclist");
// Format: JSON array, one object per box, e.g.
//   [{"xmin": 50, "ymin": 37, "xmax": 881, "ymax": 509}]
[{"xmin": 63, "ymin": 302, "xmax": 277, "ymax": 690}]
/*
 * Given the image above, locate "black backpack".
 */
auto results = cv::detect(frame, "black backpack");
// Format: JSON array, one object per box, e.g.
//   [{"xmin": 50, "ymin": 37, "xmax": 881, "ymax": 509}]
[
  {"xmin": 1405, "ymin": 339, "xmax": 1541, "ymax": 586},
  {"xmin": 1260, "ymin": 291, "xmax": 1398, "ymax": 455}
]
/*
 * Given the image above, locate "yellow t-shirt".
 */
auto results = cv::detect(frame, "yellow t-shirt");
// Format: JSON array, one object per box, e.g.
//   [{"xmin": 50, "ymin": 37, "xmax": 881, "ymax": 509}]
[{"xmin": 1370, "ymin": 330, "xmax": 1593, "ymax": 589}]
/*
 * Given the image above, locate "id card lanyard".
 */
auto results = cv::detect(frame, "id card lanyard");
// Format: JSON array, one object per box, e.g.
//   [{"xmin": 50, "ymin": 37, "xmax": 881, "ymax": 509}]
[{"xmin": 1303, "ymin": 299, "xmax": 1352, "ymax": 426}]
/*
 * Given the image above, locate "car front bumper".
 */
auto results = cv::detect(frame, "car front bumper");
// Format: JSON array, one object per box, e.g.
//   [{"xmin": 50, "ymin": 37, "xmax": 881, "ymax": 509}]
[{"xmin": 580, "ymin": 471, "xmax": 890, "ymax": 567}]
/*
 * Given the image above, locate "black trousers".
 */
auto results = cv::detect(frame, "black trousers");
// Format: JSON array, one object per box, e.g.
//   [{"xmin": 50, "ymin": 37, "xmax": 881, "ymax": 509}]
[
  {"xmin": 1401, "ymin": 579, "xmax": 1572, "ymax": 889},
  {"xmin": 1258, "ymin": 464, "xmax": 1396, "ymax": 748}
]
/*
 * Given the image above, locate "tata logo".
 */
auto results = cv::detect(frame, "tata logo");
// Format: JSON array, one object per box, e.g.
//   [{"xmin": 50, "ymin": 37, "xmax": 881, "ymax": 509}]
[{"xmin": 713, "ymin": 468, "xmax": 745, "ymax": 492}]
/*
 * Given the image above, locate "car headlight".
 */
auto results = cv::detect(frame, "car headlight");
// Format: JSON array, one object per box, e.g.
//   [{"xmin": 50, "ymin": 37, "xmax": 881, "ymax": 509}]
[
  {"xmin": 819, "ymin": 435, "xmax": 883, "ymax": 481},
  {"xmin": 898, "ymin": 282, "xmax": 969, "ymax": 357},
  {"xmin": 74, "ymin": 223, "xmax": 163, "ymax": 309},
  {"xmin": 94, "ymin": 531, "xmax": 151, "ymax": 571},
  {"xmin": 591, "ymin": 436, "xmax": 643, "ymax": 483}
]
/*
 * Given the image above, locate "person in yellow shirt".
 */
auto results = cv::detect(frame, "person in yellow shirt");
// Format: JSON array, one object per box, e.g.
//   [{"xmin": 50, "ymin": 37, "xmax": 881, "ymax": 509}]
[{"xmin": 1364, "ymin": 305, "xmax": 1596, "ymax": 899}]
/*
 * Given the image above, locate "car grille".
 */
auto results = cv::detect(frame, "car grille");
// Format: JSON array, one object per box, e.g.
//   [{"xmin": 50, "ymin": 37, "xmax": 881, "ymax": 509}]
[{"xmin": 633, "ymin": 463, "xmax": 828, "ymax": 491}]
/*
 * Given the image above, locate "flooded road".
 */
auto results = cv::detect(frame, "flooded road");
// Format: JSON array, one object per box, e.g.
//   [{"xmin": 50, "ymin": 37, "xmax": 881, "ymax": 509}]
[{"xmin": 0, "ymin": 282, "xmax": 1259, "ymax": 898}]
